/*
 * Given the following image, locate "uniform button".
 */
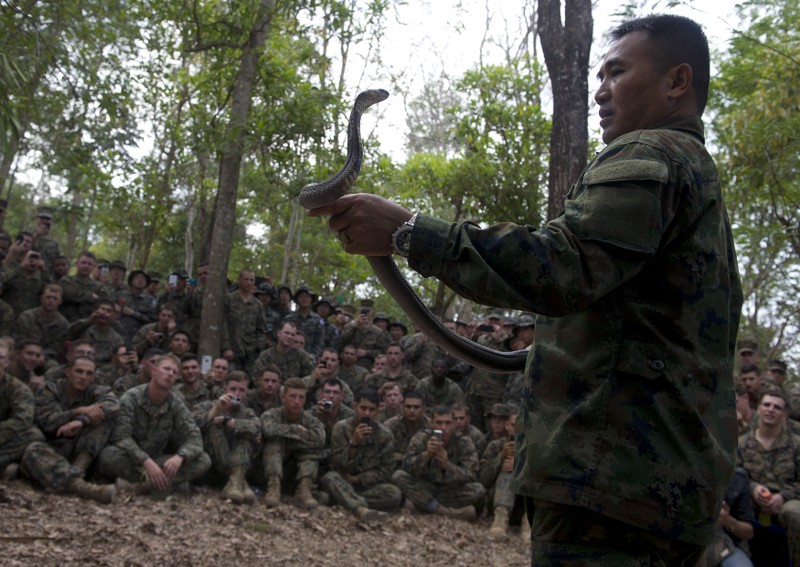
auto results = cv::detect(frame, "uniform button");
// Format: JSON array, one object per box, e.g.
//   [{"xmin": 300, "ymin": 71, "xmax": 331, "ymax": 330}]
[{"xmin": 649, "ymin": 359, "xmax": 665, "ymax": 372}]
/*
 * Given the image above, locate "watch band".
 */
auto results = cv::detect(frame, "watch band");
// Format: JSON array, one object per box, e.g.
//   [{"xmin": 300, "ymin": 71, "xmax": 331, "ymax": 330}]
[{"xmin": 391, "ymin": 212, "xmax": 418, "ymax": 257}]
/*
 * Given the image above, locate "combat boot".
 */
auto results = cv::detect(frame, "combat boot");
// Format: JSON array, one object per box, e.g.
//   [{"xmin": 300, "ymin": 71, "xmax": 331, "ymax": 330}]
[
  {"xmin": 294, "ymin": 476, "xmax": 319, "ymax": 509},
  {"xmin": 264, "ymin": 475, "xmax": 281, "ymax": 507},
  {"xmin": 222, "ymin": 468, "xmax": 244, "ymax": 503},
  {"xmin": 356, "ymin": 506, "xmax": 388, "ymax": 522},
  {"xmin": 1, "ymin": 463, "xmax": 18, "ymax": 481},
  {"xmin": 68, "ymin": 477, "xmax": 116, "ymax": 504},
  {"xmin": 520, "ymin": 518, "xmax": 531, "ymax": 543},
  {"xmin": 115, "ymin": 477, "xmax": 150, "ymax": 495},
  {"xmin": 72, "ymin": 452, "xmax": 93, "ymax": 474},
  {"xmin": 436, "ymin": 504, "xmax": 477, "ymax": 521},
  {"xmin": 489, "ymin": 506, "xmax": 509, "ymax": 536},
  {"xmin": 239, "ymin": 472, "xmax": 255, "ymax": 505}
]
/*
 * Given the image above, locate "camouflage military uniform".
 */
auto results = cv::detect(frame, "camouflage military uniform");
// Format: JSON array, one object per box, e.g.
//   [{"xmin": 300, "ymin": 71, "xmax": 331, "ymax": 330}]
[
  {"xmin": 155, "ymin": 290, "xmax": 191, "ymax": 325},
  {"xmin": 192, "ymin": 400, "xmax": 260, "ymax": 476},
  {"xmin": 302, "ymin": 373, "xmax": 354, "ymax": 409},
  {"xmin": 32, "ymin": 233, "xmax": 61, "ymax": 273},
  {"xmin": 320, "ymin": 417, "xmax": 402, "ymax": 513},
  {"xmin": 340, "ymin": 323, "xmax": 389, "ymax": 369},
  {"xmin": 384, "ymin": 414, "xmax": 430, "ymax": 465},
  {"xmin": 737, "ymin": 425, "xmax": 800, "ymax": 561},
  {"xmin": 318, "ymin": 404, "xmax": 355, "ymax": 448},
  {"xmin": 175, "ymin": 382, "xmax": 212, "ymax": 410},
  {"xmin": 407, "ymin": 115, "xmax": 742, "ymax": 545},
  {"xmin": 1, "ymin": 266, "xmax": 46, "ymax": 315},
  {"xmin": 21, "ymin": 380, "xmax": 119, "ymax": 492},
  {"xmin": 223, "ymin": 291, "xmax": 267, "ymax": 373},
  {"xmin": 0, "ymin": 372, "xmax": 44, "ymax": 469},
  {"xmin": 244, "ymin": 388, "xmax": 281, "ymax": 417},
  {"xmin": 0, "ymin": 298, "xmax": 13, "ymax": 336},
  {"xmin": 414, "ymin": 376, "xmax": 465, "ymax": 409},
  {"xmin": 403, "ymin": 332, "xmax": 446, "ymax": 379},
  {"xmin": 464, "ymin": 334, "xmax": 509, "ymax": 431},
  {"xmin": 392, "ymin": 429, "xmax": 485, "ymax": 511},
  {"xmin": 364, "ymin": 368, "xmax": 419, "ymax": 393},
  {"xmin": 132, "ymin": 322, "xmax": 171, "ymax": 356},
  {"xmin": 66, "ymin": 320, "xmax": 125, "ymax": 366},
  {"xmin": 479, "ymin": 437, "xmax": 517, "ymax": 510},
  {"xmin": 15, "ymin": 307, "xmax": 69, "ymax": 359},
  {"xmin": 337, "ymin": 363, "xmax": 369, "ymax": 394},
  {"xmin": 112, "ymin": 371, "xmax": 146, "ymax": 397},
  {"xmin": 58, "ymin": 275, "xmax": 113, "ymax": 322},
  {"xmin": 260, "ymin": 407, "xmax": 326, "ymax": 485},
  {"xmin": 251, "ymin": 347, "xmax": 314, "ymax": 382},
  {"xmin": 97, "ymin": 384, "xmax": 211, "ymax": 483},
  {"xmin": 115, "ymin": 289, "xmax": 156, "ymax": 343},
  {"xmin": 285, "ymin": 311, "xmax": 325, "ymax": 356}
]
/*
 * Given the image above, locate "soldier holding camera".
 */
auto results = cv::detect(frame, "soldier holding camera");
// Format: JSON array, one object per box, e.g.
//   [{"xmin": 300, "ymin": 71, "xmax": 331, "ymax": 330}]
[
  {"xmin": 31, "ymin": 206, "xmax": 62, "ymax": 276},
  {"xmin": 193, "ymin": 370, "xmax": 260, "ymax": 505}
]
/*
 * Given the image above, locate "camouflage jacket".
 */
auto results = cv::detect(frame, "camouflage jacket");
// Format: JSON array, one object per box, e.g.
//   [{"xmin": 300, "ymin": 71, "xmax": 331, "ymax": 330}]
[
  {"xmin": 737, "ymin": 426, "xmax": 800, "ymax": 502},
  {"xmin": 384, "ymin": 414, "xmax": 430, "ymax": 464},
  {"xmin": 479, "ymin": 437, "xmax": 513, "ymax": 489},
  {"xmin": 1, "ymin": 266, "xmax": 47, "ymax": 315},
  {"xmin": 260, "ymin": 407, "xmax": 325, "ymax": 450},
  {"xmin": 414, "ymin": 376, "xmax": 464, "ymax": 409},
  {"xmin": 15, "ymin": 307, "xmax": 69, "ymax": 357},
  {"xmin": 35, "ymin": 379, "xmax": 119, "ymax": 437},
  {"xmin": 251, "ymin": 347, "xmax": 314, "ymax": 382},
  {"xmin": 337, "ymin": 364, "xmax": 369, "ymax": 394},
  {"xmin": 111, "ymin": 384, "xmax": 205, "ymax": 465},
  {"xmin": 0, "ymin": 372, "xmax": 37, "ymax": 446},
  {"xmin": 407, "ymin": 115, "xmax": 743, "ymax": 545},
  {"xmin": 192, "ymin": 400, "xmax": 260, "ymax": 441},
  {"xmin": 58, "ymin": 275, "xmax": 113, "ymax": 322},
  {"xmin": 284, "ymin": 310, "xmax": 325, "ymax": 356},
  {"xmin": 244, "ymin": 388, "xmax": 281, "ymax": 418},
  {"xmin": 340, "ymin": 324, "xmax": 389, "ymax": 366},
  {"xmin": 174, "ymin": 382, "xmax": 212, "ymax": 411},
  {"xmin": 365, "ymin": 368, "xmax": 419, "ymax": 393},
  {"xmin": 222, "ymin": 291, "xmax": 267, "ymax": 356},
  {"xmin": 402, "ymin": 429, "xmax": 479, "ymax": 486},
  {"xmin": 329, "ymin": 417, "xmax": 396, "ymax": 487}
]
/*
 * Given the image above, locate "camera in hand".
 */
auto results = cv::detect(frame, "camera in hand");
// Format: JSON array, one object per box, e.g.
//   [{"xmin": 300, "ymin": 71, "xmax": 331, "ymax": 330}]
[
  {"xmin": 360, "ymin": 416, "xmax": 371, "ymax": 426},
  {"xmin": 323, "ymin": 400, "xmax": 333, "ymax": 411},
  {"xmin": 230, "ymin": 396, "xmax": 241, "ymax": 404},
  {"xmin": 432, "ymin": 429, "xmax": 443, "ymax": 441}
]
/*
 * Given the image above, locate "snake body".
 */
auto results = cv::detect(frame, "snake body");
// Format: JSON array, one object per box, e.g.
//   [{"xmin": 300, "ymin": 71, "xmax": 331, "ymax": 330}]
[{"xmin": 299, "ymin": 89, "xmax": 528, "ymax": 373}]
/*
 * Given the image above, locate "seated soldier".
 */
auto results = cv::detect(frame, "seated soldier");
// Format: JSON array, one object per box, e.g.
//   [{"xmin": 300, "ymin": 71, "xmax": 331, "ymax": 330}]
[
  {"xmin": 320, "ymin": 389, "xmax": 402, "ymax": 521},
  {"xmin": 364, "ymin": 342, "xmax": 418, "ymax": 393},
  {"xmin": 479, "ymin": 408, "xmax": 528, "ymax": 540},
  {"xmin": 167, "ymin": 330, "xmax": 192, "ymax": 359},
  {"xmin": 97, "ymin": 354, "xmax": 211, "ymax": 496},
  {"xmin": 132, "ymin": 302, "xmax": 177, "ymax": 357},
  {"xmin": 384, "ymin": 391, "xmax": 430, "ymax": 465},
  {"xmin": 193, "ymin": 371, "xmax": 260, "ymax": 505},
  {"xmin": 337, "ymin": 344, "xmax": 369, "ymax": 394},
  {"xmin": 251, "ymin": 322, "xmax": 314, "ymax": 383},
  {"xmin": 175, "ymin": 353, "xmax": 211, "ymax": 410},
  {"xmin": 8, "ymin": 337, "xmax": 46, "ymax": 391},
  {"xmin": 204, "ymin": 356, "xmax": 230, "ymax": 399},
  {"xmin": 314, "ymin": 377, "xmax": 355, "ymax": 446},
  {"xmin": 44, "ymin": 340, "xmax": 95, "ymax": 383},
  {"xmin": 477, "ymin": 403, "xmax": 512, "ymax": 456},
  {"xmin": 452, "ymin": 403, "xmax": 483, "ymax": 450},
  {"xmin": 14, "ymin": 283, "xmax": 69, "ymax": 361},
  {"xmin": 392, "ymin": 404, "xmax": 485, "ymax": 521},
  {"xmin": 113, "ymin": 347, "xmax": 163, "ymax": 397},
  {"xmin": 21, "ymin": 357, "xmax": 118, "ymax": 503},
  {"xmin": 96, "ymin": 343, "xmax": 138, "ymax": 387},
  {"xmin": 302, "ymin": 348, "xmax": 354, "ymax": 408},
  {"xmin": 66, "ymin": 298, "xmax": 125, "ymax": 370},
  {"xmin": 415, "ymin": 356, "xmax": 464, "ymax": 409},
  {"xmin": 261, "ymin": 377, "xmax": 326, "ymax": 509},
  {"xmin": 0, "ymin": 342, "xmax": 45, "ymax": 479},
  {"xmin": 245, "ymin": 364, "xmax": 283, "ymax": 417},
  {"xmin": 376, "ymin": 381, "xmax": 403, "ymax": 423}
]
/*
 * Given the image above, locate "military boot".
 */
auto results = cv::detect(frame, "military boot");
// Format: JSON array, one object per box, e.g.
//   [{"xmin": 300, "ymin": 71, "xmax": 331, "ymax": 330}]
[
  {"xmin": 356, "ymin": 506, "xmax": 388, "ymax": 522},
  {"xmin": 238, "ymin": 470, "xmax": 255, "ymax": 505},
  {"xmin": 489, "ymin": 506, "xmax": 509, "ymax": 536},
  {"xmin": 69, "ymin": 477, "xmax": 116, "ymax": 504},
  {"xmin": 294, "ymin": 477, "xmax": 319, "ymax": 509},
  {"xmin": 520, "ymin": 517, "xmax": 532, "ymax": 543},
  {"xmin": 436, "ymin": 504, "xmax": 477, "ymax": 521},
  {"xmin": 264, "ymin": 475, "xmax": 281, "ymax": 507},
  {"xmin": 222, "ymin": 468, "xmax": 244, "ymax": 503}
]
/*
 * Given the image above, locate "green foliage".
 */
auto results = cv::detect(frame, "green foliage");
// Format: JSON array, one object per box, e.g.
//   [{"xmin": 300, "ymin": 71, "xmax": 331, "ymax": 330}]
[{"xmin": 710, "ymin": 0, "xmax": 800, "ymax": 364}]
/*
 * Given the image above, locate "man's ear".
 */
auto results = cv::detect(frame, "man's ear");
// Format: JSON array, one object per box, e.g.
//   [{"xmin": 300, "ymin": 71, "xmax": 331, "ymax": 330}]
[{"xmin": 668, "ymin": 63, "xmax": 693, "ymax": 101}]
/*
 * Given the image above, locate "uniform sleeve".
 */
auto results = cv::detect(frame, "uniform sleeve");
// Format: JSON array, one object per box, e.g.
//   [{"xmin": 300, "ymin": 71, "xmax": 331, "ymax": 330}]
[
  {"xmin": 34, "ymin": 384, "xmax": 74, "ymax": 434},
  {"xmin": 112, "ymin": 391, "xmax": 150, "ymax": 465},
  {"xmin": 172, "ymin": 398, "xmax": 205, "ymax": 459},
  {"xmin": 0, "ymin": 377, "xmax": 37, "ymax": 445}
]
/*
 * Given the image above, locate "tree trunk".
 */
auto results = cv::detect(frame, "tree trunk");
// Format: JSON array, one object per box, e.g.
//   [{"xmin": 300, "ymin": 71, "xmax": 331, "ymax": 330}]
[
  {"xmin": 538, "ymin": 0, "xmax": 592, "ymax": 220},
  {"xmin": 197, "ymin": 0, "xmax": 276, "ymax": 358}
]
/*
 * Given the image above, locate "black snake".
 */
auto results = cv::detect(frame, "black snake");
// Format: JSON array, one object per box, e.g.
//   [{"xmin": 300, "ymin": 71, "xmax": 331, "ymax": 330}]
[{"xmin": 299, "ymin": 89, "xmax": 528, "ymax": 373}]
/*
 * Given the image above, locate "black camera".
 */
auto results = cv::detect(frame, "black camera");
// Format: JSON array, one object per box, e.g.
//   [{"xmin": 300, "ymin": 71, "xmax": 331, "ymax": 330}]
[{"xmin": 323, "ymin": 400, "xmax": 333, "ymax": 411}]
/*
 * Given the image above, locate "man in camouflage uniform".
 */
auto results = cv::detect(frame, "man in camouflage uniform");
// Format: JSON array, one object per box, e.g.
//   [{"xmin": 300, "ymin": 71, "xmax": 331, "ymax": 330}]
[
  {"xmin": 222, "ymin": 268, "xmax": 266, "ymax": 373},
  {"xmin": 31, "ymin": 206, "xmax": 62, "ymax": 275},
  {"xmin": 392, "ymin": 404, "xmax": 484, "ymax": 520},
  {"xmin": 193, "ymin": 371, "xmax": 260, "ymax": 504},
  {"xmin": 0, "ymin": 343, "xmax": 44, "ymax": 478},
  {"xmin": 59, "ymin": 251, "xmax": 113, "ymax": 322},
  {"xmin": 8, "ymin": 338, "xmax": 46, "ymax": 391},
  {"xmin": 313, "ymin": 15, "xmax": 741, "ymax": 562},
  {"xmin": 175, "ymin": 354, "xmax": 211, "ymax": 410},
  {"xmin": 302, "ymin": 348, "xmax": 354, "ymax": 408},
  {"xmin": 115, "ymin": 268, "xmax": 156, "ymax": 343},
  {"xmin": 155, "ymin": 269, "xmax": 192, "ymax": 326},
  {"xmin": 313, "ymin": 377, "xmax": 354, "ymax": 449},
  {"xmin": 133, "ymin": 302, "xmax": 178, "ymax": 356},
  {"xmin": 15, "ymin": 283, "xmax": 69, "ymax": 361},
  {"xmin": 254, "ymin": 282, "xmax": 281, "ymax": 348},
  {"xmin": 66, "ymin": 298, "xmax": 125, "ymax": 369},
  {"xmin": 245, "ymin": 364, "xmax": 282, "ymax": 417},
  {"xmin": 452, "ymin": 403, "xmax": 483, "ymax": 451},
  {"xmin": 251, "ymin": 321, "xmax": 314, "ymax": 382},
  {"xmin": 339, "ymin": 300, "xmax": 389, "ymax": 370},
  {"xmin": 97, "ymin": 354, "xmax": 211, "ymax": 495},
  {"xmin": 737, "ymin": 389, "xmax": 800, "ymax": 565},
  {"xmin": 464, "ymin": 322, "xmax": 510, "ymax": 432},
  {"xmin": 96, "ymin": 344, "xmax": 138, "ymax": 387},
  {"xmin": 365, "ymin": 342, "xmax": 418, "ymax": 393},
  {"xmin": 2, "ymin": 248, "xmax": 48, "ymax": 316},
  {"xmin": 403, "ymin": 329, "xmax": 446, "ymax": 380},
  {"xmin": 384, "ymin": 391, "xmax": 429, "ymax": 468},
  {"xmin": 113, "ymin": 347, "xmax": 162, "ymax": 397},
  {"xmin": 414, "ymin": 356, "xmax": 464, "ymax": 410},
  {"xmin": 21, "ymin": 357, "xmax": 118, "ymax": 503},
  {"xmin": 285, "ymin": 285, "xmax": 325, "ymax": 356},
  {"xmin": 337, "ymin": 343, "xmax": 369, "ymax": 394},
  {"xmin": 260, "ymin": 377, "xmax": 326, "ymax": 508},
  {"xmin": 320, "ymin": 388, "xmax": 402, "ymax": 521},
  {"xmin": 314, "ymin": 296, "xmax": 339, "ymax": 351}
]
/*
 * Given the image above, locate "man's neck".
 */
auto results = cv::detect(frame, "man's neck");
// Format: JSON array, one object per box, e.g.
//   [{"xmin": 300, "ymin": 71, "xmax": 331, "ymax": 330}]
[
  {"xmin": 64, "ymin": 383, "xmax": 83, "ymax": 405},
  {"xmin": 39, "ymin": 307, "xmax": 57, "ymax": 320},
  {"xmin": 756, "ymin": 423, "xmax": 783, "ymax": 448},
  {"xmin": 276, "ymin": 343, "xmax": 290, "ymax": 354},
  {"xmin": 147, "ymin": 383, "xmax": 169, "ymax": 404},
  {"xmin": 184, "ymin": 380, "xmax": 201, "ymax": 392}
]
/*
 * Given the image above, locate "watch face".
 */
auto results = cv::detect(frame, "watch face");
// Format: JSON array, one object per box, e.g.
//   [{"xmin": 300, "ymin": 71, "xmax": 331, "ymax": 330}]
[{"xmin": 393, "ymin": 225, "xmax": 412, "ymax": 256}]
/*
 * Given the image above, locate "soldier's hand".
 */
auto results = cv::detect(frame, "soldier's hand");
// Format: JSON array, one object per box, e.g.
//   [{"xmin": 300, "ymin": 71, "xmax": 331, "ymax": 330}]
[
  {"xmin": 143, "ymin": 459, "xmax": 169, "ymax": 490},
  {"xmin": 29, "ymin": 374, "xmax": 45, "ymax": 392},
  {"xmin": 765, "ymin": 493, "xmax": 785, "ymax": 515},
  {"xmin": 57, "ymin": 420, "xmax": 83, "ymax": 438},
  {"xmin": 163, "ymin": 455, "xmax": 184, "ymax": 480},
  {"xmin": 352, "ymin": 423, "xmax": 372, "ymax": 445},
  {"xmin": 501, "ymin": 440, "xmax": 515, "ymax": 459},
  {"xmin": 426, "ymin": 436, "xmax": 442, "ymax": 457},
  {"xmin": 501, "ymin": 454, "xmax": 514, "ymax": 473},
  {"xmin": 84, "ymin": 404, "xmax": 105, "ymax": 424},
  {"xmin": 433, "ymin": 448, "xmax": 448, "ymax": 469}
]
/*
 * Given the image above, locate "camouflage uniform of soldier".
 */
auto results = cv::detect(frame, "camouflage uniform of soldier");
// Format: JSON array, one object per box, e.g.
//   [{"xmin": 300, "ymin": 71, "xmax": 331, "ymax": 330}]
[
  {"xmin": 16, "ymin": 303, "xmax": 69, "ymax": 360},
  {"xmin": 251, "ymin": 345, "xmax": 314, "ymax": 382},
  {"xmin": 464, "ymin": 332, "xmax": 509, "ymax": 432},
  {"xmin": 31, "ymin": 206, "xmax": 62, "ymax": 274},
  {"xmin": 1, "ymin": 253, "xmax": 48, "ymax": 315},
  {"xmin": 365, "ymin": 367, "xmax": 419, "ymax": 393},
  {"xmin": 337, "ymin": 358, "xmax": 369, "ymax": 394},
  {"xmin": 59, "ymin": 269, "xmax": 114, "ymax": 322},
  {"xmin": 175, "ymin": 381, "xmax": 212, "ymax": 410},
  {"xmin": 115, "ymin": 269, "xmax": 156, "ymax": 343},
  {"xmin": 223, "ymin": 287, "xmax": 267, "ymax": 373},
  {"xmin": 392, "ymin": 427, "xmax": 485, "ymax": 516},
  {"xmin": 260, "ymin": 404, "xmax": 326, "ymax": 506},
  {"xmin": 21, "ymin": 369, "xmax": 119, "ymax": 499},
  {"xmin": 0, "ymin": 369, "xmax": 45, "ymax": 474},
  {"xmin": 321, "ymin": 415, "xmax": 403, "ymax": 518},
  {"xmin": 340, "ymin": 320, "xmax": 389, "ymax": 369},
  {"xmin": 384, "ymin": 412, "xmax": 430, "ymax": 464},
  {"xmin": 415, "ymin": 374, "xmax": 465, "ymax": 409},
  {"xmin": 97, "ymin": 383, "xmax": 211, "ymax": 485},
  {"xmin": 287, "ymin": 310, "xmax": 326, "ymax": 357},
  {"xmin": 67, "ymin": 316, "xmax": 125, "ymax": 368},
  {"xmin": 402, "ymin": 332, "xmax": 446, "ymax": 379}
]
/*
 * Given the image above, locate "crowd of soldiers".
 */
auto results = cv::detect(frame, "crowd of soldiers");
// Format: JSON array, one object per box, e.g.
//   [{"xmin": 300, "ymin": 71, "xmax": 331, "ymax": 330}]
[{"xmin": 0, "ymin": 204, "xmax": 535, "ymax": 537}]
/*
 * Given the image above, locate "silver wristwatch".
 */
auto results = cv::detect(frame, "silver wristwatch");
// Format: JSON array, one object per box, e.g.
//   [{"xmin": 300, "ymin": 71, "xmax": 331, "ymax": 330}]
[{"xmin": 391, "ymin": 213, "xmax": 417, "ymax": 258}]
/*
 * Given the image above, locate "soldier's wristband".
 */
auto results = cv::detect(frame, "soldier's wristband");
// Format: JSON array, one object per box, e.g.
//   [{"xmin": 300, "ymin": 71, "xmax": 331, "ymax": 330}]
[
  {"xmin": 177, "ymin": 450, "xmax": 188, "ymax": 461},
  {"xmin": 76, "ymin": 415, "xmax": 90, "ymax": 426}
]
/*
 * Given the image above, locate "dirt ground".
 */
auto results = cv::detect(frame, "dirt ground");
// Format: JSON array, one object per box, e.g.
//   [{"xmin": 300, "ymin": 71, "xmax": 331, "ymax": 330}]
[{"xmin": 0, "ymin": 480, "xmax": 530, "ymax": 567}]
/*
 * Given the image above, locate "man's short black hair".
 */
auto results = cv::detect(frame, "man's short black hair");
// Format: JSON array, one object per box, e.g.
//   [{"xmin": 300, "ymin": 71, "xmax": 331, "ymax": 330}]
[
  {"xmin": 354, "ymin": 388, "xmax": 380, "ymax": 406},
  {"xmin": 611, "ymin": 14, "xmax": 710, "ymax": 113},
  {"xmin": 740, "ymin": 363, "xmax": 761, "ymax": 375}
]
